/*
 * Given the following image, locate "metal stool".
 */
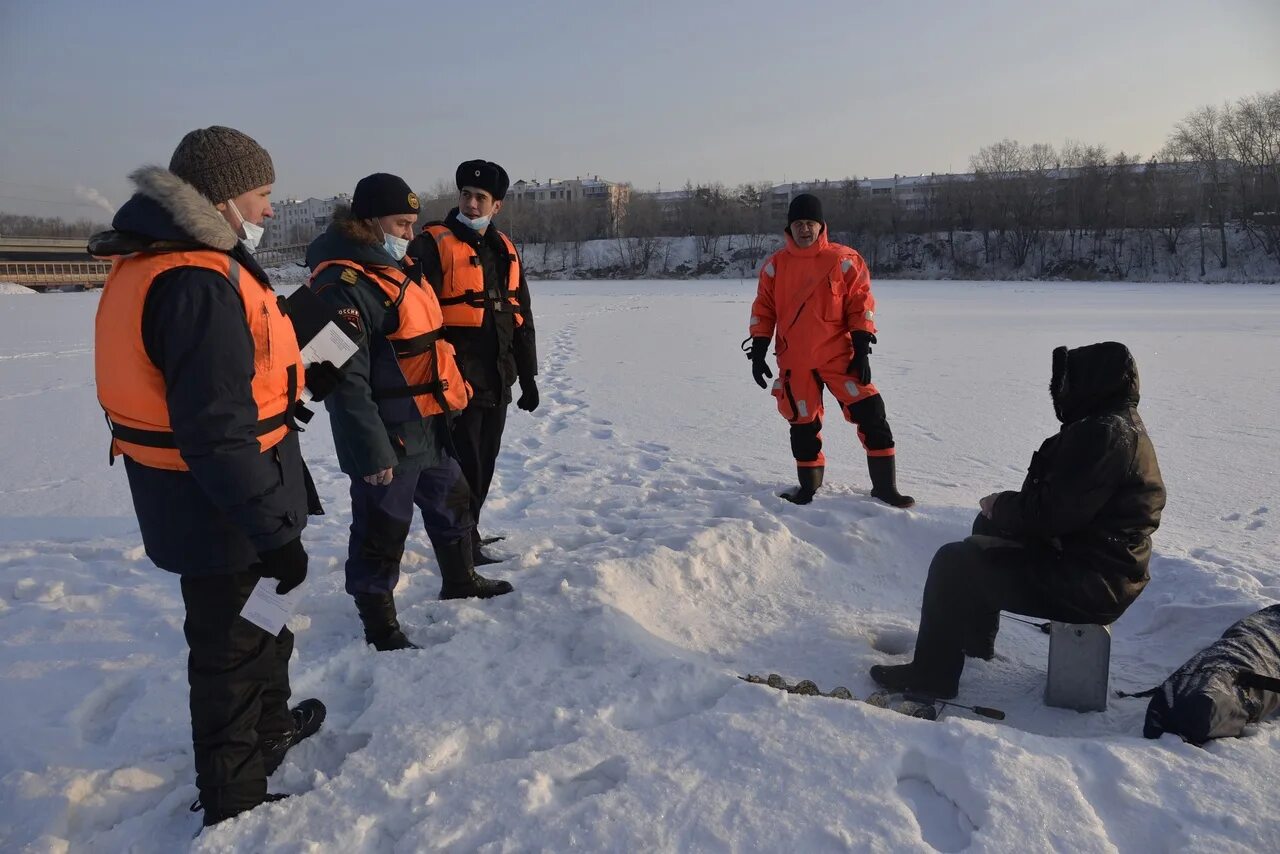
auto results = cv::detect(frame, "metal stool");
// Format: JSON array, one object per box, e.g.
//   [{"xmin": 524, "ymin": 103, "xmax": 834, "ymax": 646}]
[{"xmin": 1045, "ymin": 622, "xmax": 1111, "ymax": 712}]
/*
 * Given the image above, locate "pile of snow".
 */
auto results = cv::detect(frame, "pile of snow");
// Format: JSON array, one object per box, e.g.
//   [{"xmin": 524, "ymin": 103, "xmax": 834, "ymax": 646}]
[
  {"xmin": 0, "ymin": 281, "xmax": 38, "ymax": 295},
  {"xmin": 0, "ymin": 281, "xmax": 1277, "ymax": 850},
  {"xmin": 263, "ymin": 263, "xmax": 311, "ymax": 289}
]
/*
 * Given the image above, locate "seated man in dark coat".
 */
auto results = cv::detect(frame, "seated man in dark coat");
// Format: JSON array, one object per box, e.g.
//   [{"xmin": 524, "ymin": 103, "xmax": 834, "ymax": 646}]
[{"xmin": 871, "ymin": 342, "xmax": 1166, "ymax": 699}]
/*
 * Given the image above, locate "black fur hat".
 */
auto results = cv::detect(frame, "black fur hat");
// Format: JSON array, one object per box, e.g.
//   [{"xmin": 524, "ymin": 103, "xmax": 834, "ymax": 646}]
[{"xmin": 456, "ymin": 160, "xmax": 510, "ymax": 200}]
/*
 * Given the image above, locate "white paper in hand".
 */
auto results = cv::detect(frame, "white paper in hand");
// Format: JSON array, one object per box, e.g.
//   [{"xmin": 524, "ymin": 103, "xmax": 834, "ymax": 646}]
[
  {"xmin": 298, "ymin": 321, "xmax": 360, "ymax": 403},
  {"xmin": 240, "ymin": 577, "xmax": 299, "ymax": 636},
  {"xmin": 300, "ymin": 321, "xmax": 359, "ymax": 369}
]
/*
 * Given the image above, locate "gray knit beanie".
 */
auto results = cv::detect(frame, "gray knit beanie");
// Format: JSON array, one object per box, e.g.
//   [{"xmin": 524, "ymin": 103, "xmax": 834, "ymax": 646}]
[{"xmin": 168, "ymin": 126, "xmax": 275, "ymax": 203}]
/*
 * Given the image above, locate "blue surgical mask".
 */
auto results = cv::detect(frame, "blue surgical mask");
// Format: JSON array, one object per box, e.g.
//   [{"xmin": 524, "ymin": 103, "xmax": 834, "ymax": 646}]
[
  {"xmin": 456, "ymin": 210, "xmax": 491, "ymax": 231},
  {"xmin": 383, "ymin": 233, "xmax": 409, "ymax": 261}
]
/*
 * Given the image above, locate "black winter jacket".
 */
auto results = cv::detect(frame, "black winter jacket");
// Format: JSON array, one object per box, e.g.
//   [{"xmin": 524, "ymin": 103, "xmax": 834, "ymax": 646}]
[
  {"xmin": 306, "ymin": 223, "xmax": 447, "ymax": 478},
  {"xmin": 990, "ymin": 341, "xmax": 1166, "ymax": 620},
  {"xmin": 89, "ymin": 167, "xmax": 318, "ymax": 577},
  {"xmin": 407, "ymin": 210, "xmax": 537, "ymax": 407}
]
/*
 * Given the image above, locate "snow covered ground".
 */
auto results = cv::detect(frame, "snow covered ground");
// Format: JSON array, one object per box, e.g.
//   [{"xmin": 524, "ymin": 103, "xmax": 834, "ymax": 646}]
[{"xmin": 1, "ymin": 278, "xmax": 1278, "ymax": 852}]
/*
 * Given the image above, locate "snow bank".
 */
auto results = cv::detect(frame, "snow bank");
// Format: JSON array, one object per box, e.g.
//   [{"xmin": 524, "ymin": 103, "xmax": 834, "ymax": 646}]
[
  {"xmin": 0, "ymin": 281, "xmax": 1277, "ymax": 850},
  {"xmin": 0, "ymin": 281, "xmax": 38, "ymax": 295}
]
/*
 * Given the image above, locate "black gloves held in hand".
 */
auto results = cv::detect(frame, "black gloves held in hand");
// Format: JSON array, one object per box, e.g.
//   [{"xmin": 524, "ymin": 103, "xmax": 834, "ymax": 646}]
[
  {"xmin": 516, "ymin": 376, "xmax": 540, "ymax": 412},
  {"xmin": 743, "ymin": 336, "xmax": 773, "ymax": 389},
  {"xmin": 849, "ymin": 331, "xmax": 877, "ymax": 386},
  {"xmin": 256, "ymin": 537, "xmax": 308, "ymax": 594},
  {"xmin": 304, "ymin": 361, "xmax": 344, "ymax": 402}
]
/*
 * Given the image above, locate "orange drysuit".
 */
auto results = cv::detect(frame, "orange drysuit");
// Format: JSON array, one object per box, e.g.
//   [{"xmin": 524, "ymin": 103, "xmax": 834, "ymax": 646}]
[{"xmin": 749, "ymin": 232, "xmax": 894, "ymax": 463}]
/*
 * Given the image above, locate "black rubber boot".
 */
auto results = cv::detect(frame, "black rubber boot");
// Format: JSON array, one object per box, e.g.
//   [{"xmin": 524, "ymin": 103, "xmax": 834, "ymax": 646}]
[
  {"xmin": 868, "ymin": 456, "xmax": 915, "ymax": 508},
  {"xmin": 868, "ymin": 663, "xmax": 958, "ymax": 700},
  {"xmin": 352, "ymin": 593, "xmax": 419, "ymax": 651},
  {"xmin": 195, "ymin": 790, "xmax": 290, "ymax": 828},
  {"xmin": 436, "ymin": 536, "xmax": 514, "ymax": 600},
  {"xmin": 780, "ymin": 465, "xmax": 823, "ymax": 505},
  {"xmin": 472, "ymin": 527, "xmax": 505, "ymax": 566},
  {"xmin": 261, "ymin": 698, "xmax": 327, "ymax": 777}
]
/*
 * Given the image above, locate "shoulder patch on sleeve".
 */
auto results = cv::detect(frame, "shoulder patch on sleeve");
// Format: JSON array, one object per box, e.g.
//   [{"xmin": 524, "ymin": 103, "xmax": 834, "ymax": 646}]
[
  {"xmin": 340, "ymin": 268, "xmax": 358, "ymax": 285},
  {"xmin": 841, "ymin": 258, "xmax": 854, "ymax": 273},
  {"xmin": 337, "ymin": 306, "xmax": 362, "ymax": 336},
  {"xmin": 764, "ymin": 261, "xmax": 775, "ymax": 277}
]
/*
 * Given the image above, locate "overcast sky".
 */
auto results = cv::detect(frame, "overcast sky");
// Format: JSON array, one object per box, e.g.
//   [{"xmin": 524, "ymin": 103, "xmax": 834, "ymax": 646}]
[{"xmin": 1, "ymin": 0, "xmax": 1276, "ymax": 220}]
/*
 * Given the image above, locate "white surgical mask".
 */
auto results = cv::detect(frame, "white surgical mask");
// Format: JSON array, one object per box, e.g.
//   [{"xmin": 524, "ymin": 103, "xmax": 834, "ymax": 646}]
[
  {"xmin": 228, "ymin": 199, "xmax": 264, "ymax": 253},
  {"xmin": 456, "ymin": 210, "xmax": 491, "ymax": 232},
  {"xmin": 383, "ymin": 233, "xmax": 409, "ymax": 261}
]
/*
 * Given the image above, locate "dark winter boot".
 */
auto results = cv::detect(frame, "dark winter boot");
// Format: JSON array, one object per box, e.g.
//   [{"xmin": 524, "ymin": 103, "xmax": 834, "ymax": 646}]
[
  {"xmin": 352, "ymin": 592, "xmax": 420, "ymax": 651},
  {"xmin": 868, "ymin": 663, "xmax": 958, "ymax": 700},
  {"xmin": 472, "ymin": 527, "xmax": 505, "ymax": 567},
  {"xmin": 261, "ymin": 698, "xmax": 327, "ymax": 777},
  {"xmin": 963, "ymin": 640, "xmax": 996, "ymax": 661},
  {"xmin": 780, "ymin": 466, "xmax": 824, "ymax": 505},
  {"xmin": 436, "ymin": 536, "xmax": 514, "ymax": 600},
  {"xmin": 867, "ymin": 456, "xmax": 915, "ymax": 508},
  {"xmin": 194, "ymin": 790, "xmax": 291, "ymax": 828}
]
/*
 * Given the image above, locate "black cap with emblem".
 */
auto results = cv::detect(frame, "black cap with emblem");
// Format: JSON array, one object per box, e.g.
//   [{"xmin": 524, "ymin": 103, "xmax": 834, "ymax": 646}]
[
  {"xmin": 351, "ymin": 172, "xmax": 420, "ymax": 218},
  {"xmin": 455, "ymin": 160, "xmax": 509, "ymax": 200}
]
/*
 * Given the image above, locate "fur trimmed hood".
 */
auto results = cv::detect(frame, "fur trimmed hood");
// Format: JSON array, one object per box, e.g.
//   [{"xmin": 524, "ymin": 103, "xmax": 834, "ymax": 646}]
[
  {"xmin": 330, "ymin": 203, "xmax": 382, "ymax": 247},
  {"xmin": 88, "ymin": 166, "xmax": 239, "ymax": 256},
  {"xmin": 304, "ymin": 205, "xmax": 401, "ymax": 271}
]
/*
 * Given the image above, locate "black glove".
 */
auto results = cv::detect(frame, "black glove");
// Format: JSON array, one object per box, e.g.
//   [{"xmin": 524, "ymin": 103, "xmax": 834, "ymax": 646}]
[
  {"xmin": 516, "ymin": 376, "xmax": 540, "ymax": 412},
  {"xmin": 304, "ymin": 361, "xmax": 344, "ymax": 402},
  {"xmin": 744, "ymin": 336, "xmax": 773, "ymax": 389},
  {"xmin": 256, "ymin": 537, "xmax": 308, "ymax": 594},
  {"xmin": 849, "ymin": 331, "xmax": 876, "ymax": 386}
]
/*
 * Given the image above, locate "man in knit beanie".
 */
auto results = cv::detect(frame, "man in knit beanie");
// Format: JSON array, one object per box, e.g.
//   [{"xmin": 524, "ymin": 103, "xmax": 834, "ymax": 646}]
[
  {"xmin": 745, "ymin": 192, "xmax": 915, "ymax": 508},
  {"xmin": 168, "ymin": 125, "xmax": 277, "ymax": 252},
  {"xmin": 89, "ymin": 127, "xmax": 327, "ymax": 827}
]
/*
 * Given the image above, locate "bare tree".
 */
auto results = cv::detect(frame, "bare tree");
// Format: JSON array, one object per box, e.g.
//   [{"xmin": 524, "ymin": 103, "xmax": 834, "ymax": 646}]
[
  {"xmin": 1168, "ymin": 105, "xmax": 1233, "ymax": 271},
  {"xmin": 0, "ymin": 213, "xmax": 108, "ymax": 238},
  {"xmin": 1222, "ymin": 90, "xmax": 1280, "ymax": 257}
]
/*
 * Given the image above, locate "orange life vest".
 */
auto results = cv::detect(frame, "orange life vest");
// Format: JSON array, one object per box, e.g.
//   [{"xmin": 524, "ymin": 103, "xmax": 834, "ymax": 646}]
[
  {"xmin": 310, "ymin": 259, "xmax": 470, "ymax": 418},
  {"xmin": 95, "ymin": 251, "xmax": 303, "ymax": 471},
  {"xmin": 423, "ymin": 224, "xmax": 524, "ymax": 328}
]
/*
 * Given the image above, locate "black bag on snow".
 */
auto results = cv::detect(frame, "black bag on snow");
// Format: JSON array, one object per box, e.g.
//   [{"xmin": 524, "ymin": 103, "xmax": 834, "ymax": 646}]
[{"xmin": 1143, "ymin": 603, "xmax": 1280, "ymax": 744}]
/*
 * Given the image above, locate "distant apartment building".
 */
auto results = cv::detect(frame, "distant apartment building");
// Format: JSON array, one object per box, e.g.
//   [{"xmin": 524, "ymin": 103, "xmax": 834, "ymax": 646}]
[
  {"xmin": 769, "ymin": 175, "xmax": 960, "ymax": 220},
  {"xmin": 262, "ymin": 193, "xmax": 351, "ymax": 249},
  {"xmin": 506, "ymin": 176, "xmax": 630, "ymax": 236}
]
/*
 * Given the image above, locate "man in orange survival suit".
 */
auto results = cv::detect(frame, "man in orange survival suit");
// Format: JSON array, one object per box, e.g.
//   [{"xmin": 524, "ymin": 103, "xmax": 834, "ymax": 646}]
[{"xmin": 746, "ymin": 193, "xmax": 913, "ymax": 508}]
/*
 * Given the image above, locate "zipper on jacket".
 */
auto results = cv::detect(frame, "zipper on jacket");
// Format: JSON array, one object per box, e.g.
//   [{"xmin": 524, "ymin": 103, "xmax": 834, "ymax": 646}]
[{"xmin": 261, "ymin": 303, "xmax": 274, "ymax": 368}]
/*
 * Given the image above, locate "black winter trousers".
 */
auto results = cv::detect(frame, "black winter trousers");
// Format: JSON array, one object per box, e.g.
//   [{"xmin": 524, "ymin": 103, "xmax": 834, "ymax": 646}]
[
  {"xmin": 344, "ymin": 456, "xmax": 474, "ymax": 596},
  {"xmin": 449, "ymin": 402, "xmax": 508, "ymax": 529},
  {"xmin": 910, "ymin": 514, "xmax": 1088, "ymax": 691},
  {"xmin": 181, "ymin": 570, "xmax": 293, "ymax": 815}
]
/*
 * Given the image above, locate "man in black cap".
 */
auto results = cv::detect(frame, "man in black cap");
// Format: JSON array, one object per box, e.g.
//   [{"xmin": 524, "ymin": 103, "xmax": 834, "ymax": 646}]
[
  {"xmin": 746, "ymin": 192, "xmax": 914, "ymax": 507},
  {"xmin": 307, "ymin": 173, "xmax": 514, "ymax": 651},
  {"xmin": 409, "ymin": 160, "xmax": 538, "ymax": 565}
]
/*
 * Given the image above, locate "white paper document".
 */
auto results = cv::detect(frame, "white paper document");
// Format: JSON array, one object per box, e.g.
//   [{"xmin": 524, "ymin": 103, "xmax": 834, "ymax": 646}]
[
  {"xmin": 240, "ymin": 577, "xmax": 298, "ymax": 636},
  {"xmin": 298, "ymin": 321, "xmax": 360, "ymax": 403},
  {"xmin": 300, "ymin": 320, "xmax": 359, "ymax": 368}
]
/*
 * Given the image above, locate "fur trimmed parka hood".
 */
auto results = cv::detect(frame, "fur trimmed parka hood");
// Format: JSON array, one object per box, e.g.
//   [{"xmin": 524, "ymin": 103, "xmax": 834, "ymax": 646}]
[
  {"xmin": 88, "ymin": 166, "xmax": 240, "ymax": 257},
  {"xmin": 304, "ymin": 206, "xmax": 401, "ymax": 272}
]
